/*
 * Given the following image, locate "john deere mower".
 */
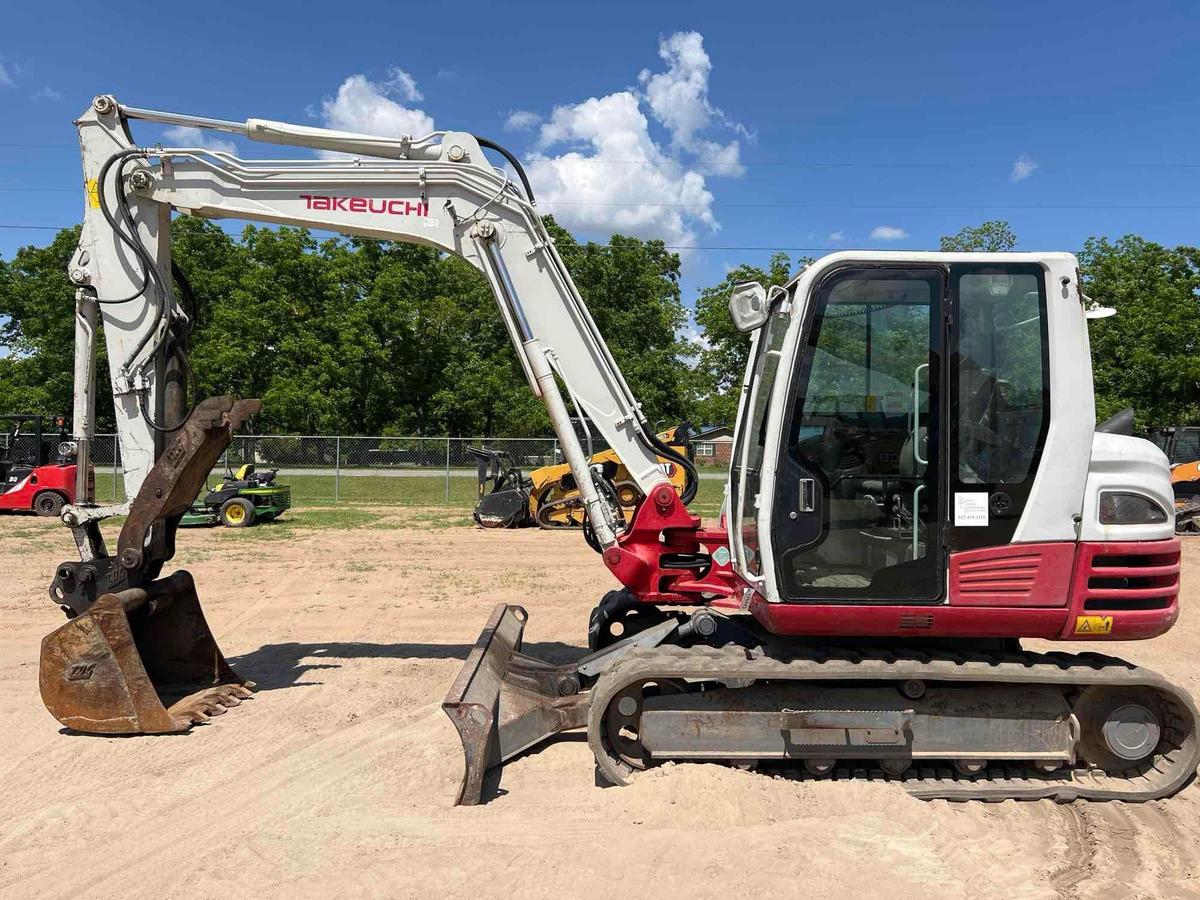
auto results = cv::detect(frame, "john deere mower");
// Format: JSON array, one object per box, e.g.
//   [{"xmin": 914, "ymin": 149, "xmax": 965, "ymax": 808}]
[
  {"xmin": 180, "ymin": 463, "xmax": 291, "ymax": 528},
  {"xmin": 469, "ymin": 424, "xmax": 692, "ymax": 529}
]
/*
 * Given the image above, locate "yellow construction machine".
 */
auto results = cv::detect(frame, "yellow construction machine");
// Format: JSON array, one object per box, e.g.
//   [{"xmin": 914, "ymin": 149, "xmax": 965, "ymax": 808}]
[{"xmin": 468, "ymin": 424, "xmax": 693, "ymax": 528}]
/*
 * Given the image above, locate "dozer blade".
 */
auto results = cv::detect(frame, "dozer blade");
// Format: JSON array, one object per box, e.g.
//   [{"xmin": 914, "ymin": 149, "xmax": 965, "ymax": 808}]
[
  {"xmin": 443, "ymin": 603, "xmax": 588, "ymax": 805},
  {"xmin": 39, "ymin": 570, "xmax": 252, "ymax": 734}
]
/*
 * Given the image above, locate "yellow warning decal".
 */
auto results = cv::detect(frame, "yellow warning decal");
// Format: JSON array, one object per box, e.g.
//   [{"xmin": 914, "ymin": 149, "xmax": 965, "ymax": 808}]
[
  {"xmin": 1074, "ymin": 615, "xmax": 1114, "ymax": 636},
  {"xmin": 85, "ymin": 179, "xmax": 100, "ymax": 209}
]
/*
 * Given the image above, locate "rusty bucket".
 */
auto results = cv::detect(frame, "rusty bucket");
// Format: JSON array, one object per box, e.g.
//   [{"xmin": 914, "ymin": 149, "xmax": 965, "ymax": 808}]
[{"xmin": 39, "ymin": 570, "xmax": 252, "ymax": 734}]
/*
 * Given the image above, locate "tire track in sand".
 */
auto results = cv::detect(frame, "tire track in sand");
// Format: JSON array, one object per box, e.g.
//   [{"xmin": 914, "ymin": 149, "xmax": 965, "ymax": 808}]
[{"xmin": 1045, "ymin": 804, "xmax": 1094, "ymax": 898}]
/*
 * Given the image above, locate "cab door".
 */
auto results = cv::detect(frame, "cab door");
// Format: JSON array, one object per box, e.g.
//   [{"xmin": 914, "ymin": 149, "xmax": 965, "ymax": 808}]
[
  {"xmin": 947, "ymin": 264, "xmax": 1050, "ymax": 551},
  {"xmin": 770, "ymin": 266, "xmax": 945, "ymax": 603}
]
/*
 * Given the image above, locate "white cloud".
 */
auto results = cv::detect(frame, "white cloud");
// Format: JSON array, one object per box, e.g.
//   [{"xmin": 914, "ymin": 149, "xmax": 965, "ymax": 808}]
[
  {"xmin": 383, "ymin": 67, "xmax": 423, "ymax": 102},
  {"xmin": 639, "ymin": 32, "xmax": 751, "ymax": 153},
  {"xmin": 0, "ymin": 61, "xmax": 14, "ymax": 88},
  {"xmin": 870, "ymin": 225, "xmax": 909, "ymax": 241},
  {"xmin": 32, "ymin": 86, "xmax": 61, "ymax": 101},
  {"xmin": 529, "ymin": 92, "xmax": 716, "ymax": 247},
  {"xmin": 1010, "ymin": 153, "xmax": 1038, "ymax": 182},
  {"xmin": 525, "ymin": 31, "xmax": 746, "ymax": 248},
  {"xmin": 163, "ymin": 125, "xmax": 237, "ymax": 156},
  {"xmin": 828, "ymin": 230, "xmax": 846, "ymax": 242},
  {"xmin": 319, "ymin": 72, "xmax": 435, "ymax": 140},
  {"xmin": 504, "ymin": 109, "xmax": 541, "ymax": 131}
]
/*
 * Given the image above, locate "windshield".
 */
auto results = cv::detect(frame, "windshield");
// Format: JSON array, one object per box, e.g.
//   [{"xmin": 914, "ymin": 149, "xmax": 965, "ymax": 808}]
[{"xmin": 731, "ymin": 291, "xmax": 792, "ymax": 580}]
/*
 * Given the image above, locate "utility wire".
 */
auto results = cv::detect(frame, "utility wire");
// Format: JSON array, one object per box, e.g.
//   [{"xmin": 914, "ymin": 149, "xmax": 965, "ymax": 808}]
[
  {"xmin": 4, "ymin": 142, "xmax": 1200, "ymax": 169},
  {"xmin": 0, "ymin": 226, "xmax": 1083, "ymax": 255}
]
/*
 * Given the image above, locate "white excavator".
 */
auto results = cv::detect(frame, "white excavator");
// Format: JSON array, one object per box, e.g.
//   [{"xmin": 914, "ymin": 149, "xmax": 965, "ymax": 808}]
[{"xmin": 39, "ymin": 95, "xmax": 1198, "ymax": 805}]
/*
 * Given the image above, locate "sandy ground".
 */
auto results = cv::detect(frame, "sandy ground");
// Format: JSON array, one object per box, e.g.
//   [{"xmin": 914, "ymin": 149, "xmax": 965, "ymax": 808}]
[{"xmin": 2, "ymin": 508, "xmax": 1200, "ymax": 899}]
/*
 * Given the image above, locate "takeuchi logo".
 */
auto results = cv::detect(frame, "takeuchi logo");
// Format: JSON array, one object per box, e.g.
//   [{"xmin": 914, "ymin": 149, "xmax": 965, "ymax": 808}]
[{"xmin": 300, "ymin": 194, "xmax": 430, "ymax": 216}]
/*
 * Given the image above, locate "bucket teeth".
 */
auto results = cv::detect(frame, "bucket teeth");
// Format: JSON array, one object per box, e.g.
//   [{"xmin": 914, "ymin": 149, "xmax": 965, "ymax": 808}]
[{"xmin": 167, "ymin": 684, "xmax": 255, "ymax": 727}]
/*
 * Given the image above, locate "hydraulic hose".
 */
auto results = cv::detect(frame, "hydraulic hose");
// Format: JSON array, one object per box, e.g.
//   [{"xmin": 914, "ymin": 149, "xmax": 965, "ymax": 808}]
[
  {"xmin": 473, "ymin": 136, "xmax": 535, "ymax": 205},
  {"xmin": 640, "ymin": 426, "xmax": 699, "ymax": 506},
  {"xmin": 97, "ymin": 148, "xmax": 197, "ymax": 434},
  {"xmin": 92, "ymin": 150, "xmax": 156, "ymax": 305}
]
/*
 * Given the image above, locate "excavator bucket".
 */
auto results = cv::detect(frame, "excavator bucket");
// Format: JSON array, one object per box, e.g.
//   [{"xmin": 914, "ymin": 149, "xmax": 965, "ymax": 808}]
[
  {"xmin": 443, "ymin": 603, "xmax": 588, "ymax": 804},
  {"xmin": 39, "ymin": 570, "xmax": 252, "ymax": 734},
  {"xmin": 41, "ymin": 396, "xmax": 261, "ymax": 735}
]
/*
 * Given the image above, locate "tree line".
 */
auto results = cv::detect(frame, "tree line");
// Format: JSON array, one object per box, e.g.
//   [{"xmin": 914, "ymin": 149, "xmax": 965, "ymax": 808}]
[{"xmin": 1, "ymin": 217, "xmax": 1197, "ymax": 435}]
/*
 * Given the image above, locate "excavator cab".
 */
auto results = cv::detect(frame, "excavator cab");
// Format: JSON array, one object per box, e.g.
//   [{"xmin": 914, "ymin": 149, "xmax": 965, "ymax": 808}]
[{"xmin": 729, "ymin": 264, "xmax": 1057, "ymax": 602}]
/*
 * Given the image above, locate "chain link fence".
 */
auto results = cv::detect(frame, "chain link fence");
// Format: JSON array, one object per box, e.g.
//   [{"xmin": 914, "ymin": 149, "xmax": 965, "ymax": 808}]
[{"xmin": 91, "ymin": 434, "xmax": 565, "ymax": 506}]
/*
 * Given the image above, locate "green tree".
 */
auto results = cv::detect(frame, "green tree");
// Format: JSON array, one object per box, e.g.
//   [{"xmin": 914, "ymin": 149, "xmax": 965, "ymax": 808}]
[
  {"xmin": 1, "ymin": 215, "xmax": 692, "ymax": 438},
  {"xmin": 690, "ymin": 252, "xmax": 794, "ymax": 426},
  {"xmin": 1080, "ymin": 235, "xmax": 1200, "ymax": 427},
  {"xmin": 0, "ymin": 226, "xmax": 109, "ymax": 421},
  {"xmin": 546, "ymin": 217, "xmax": 691, "ymax": 429},
  {"xmin": 940, "ymin": 221, "xmax": 1017, "ymax": 252}
]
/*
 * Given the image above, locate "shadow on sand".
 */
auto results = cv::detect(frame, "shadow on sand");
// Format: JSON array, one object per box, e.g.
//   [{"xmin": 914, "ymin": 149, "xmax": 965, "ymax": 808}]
[{"xmin": 227, "ymin": 639, "xmax": 587, "ymax": 691}]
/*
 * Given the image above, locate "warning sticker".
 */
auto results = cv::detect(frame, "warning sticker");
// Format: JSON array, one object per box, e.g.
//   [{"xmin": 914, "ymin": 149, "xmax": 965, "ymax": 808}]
[
  {"xmin": 1074, "ymin": 615, "xmax": 1114, "ymax": 636},
  {"xmin": 85, "ymin": 179, "xmax": 100, "ymax": 209},
  {"xmin": 954, "ymin": 492, "xmax": 989, "ymax": 527}
]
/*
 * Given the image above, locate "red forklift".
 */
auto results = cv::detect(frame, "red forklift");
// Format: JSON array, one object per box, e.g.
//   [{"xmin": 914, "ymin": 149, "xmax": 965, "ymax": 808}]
[{"xmin": 0, "ymin": 415, "xmax": 89, "ymax": 517}]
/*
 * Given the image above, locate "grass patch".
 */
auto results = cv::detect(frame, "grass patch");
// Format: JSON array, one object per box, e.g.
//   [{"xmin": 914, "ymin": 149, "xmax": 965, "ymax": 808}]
[
  {"xmin": 85, "ymin": 470, "xmax": 726, "ymax": 524},
  {"xmin": 206, "ymin": 506, "xmax": 381, "ymax": 542}
]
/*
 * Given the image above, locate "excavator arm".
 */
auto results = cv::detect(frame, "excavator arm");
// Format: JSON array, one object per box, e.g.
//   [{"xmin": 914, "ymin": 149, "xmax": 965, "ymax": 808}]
[{"xmin": 66, "ymin": 95, "xmax": 688, "ymax": 554}]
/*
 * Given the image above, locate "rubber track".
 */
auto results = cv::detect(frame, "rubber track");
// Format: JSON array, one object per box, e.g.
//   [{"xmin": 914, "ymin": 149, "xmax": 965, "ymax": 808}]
[{"xmin": 586, "ymin": 644, "xmax": 1200, "ymax": 802}]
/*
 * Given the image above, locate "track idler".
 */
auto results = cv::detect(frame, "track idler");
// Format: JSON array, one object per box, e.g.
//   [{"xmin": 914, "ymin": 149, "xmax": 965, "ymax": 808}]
[{"xmin": 40, "ymin": 571, "xmax": 252, "ymax": 734}]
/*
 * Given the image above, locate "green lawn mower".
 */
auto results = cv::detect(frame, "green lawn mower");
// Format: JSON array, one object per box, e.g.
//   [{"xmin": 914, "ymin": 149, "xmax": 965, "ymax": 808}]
[{"xmin": 180, "ymin": 463, "xmax": 291, "ymax": 528}]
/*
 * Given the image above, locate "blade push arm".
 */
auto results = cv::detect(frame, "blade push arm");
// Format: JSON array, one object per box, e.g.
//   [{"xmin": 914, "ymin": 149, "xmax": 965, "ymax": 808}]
[{"xmin": 70, "ymin": 96, "xmax": 691, "ymax": 547}]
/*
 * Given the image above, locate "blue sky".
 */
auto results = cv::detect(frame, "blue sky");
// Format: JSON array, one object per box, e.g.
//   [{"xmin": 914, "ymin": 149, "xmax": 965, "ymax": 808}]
[{"xmin": 1, "ymin": 0, "xmax": 1197, "ymax": 330}]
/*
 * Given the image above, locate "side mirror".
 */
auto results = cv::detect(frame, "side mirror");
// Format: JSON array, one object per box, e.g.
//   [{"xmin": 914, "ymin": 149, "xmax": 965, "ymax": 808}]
[
  {"xmin": 728, "ymin": 281, "xmax": 770, "ymax": 332},
  {"xmin": 1081, "ymin": 291, "xmax": 1115, "ymax": 320}
]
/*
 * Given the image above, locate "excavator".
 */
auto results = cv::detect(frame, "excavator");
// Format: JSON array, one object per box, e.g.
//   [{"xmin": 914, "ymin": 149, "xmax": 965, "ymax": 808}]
[
  {"xmin": 469, "ymin": 423, "xmax": 693, "ymax": 528},
  {"xmin": 39, "ymin": 95, "xmax": 1198, "ymax": 806}
]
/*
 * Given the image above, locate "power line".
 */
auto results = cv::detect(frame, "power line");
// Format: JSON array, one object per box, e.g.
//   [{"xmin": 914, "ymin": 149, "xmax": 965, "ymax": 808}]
[
  {"xmin": 0, "ymin": 226, "xmax": 1088, "ymax": 256},
  {"xmin": 0, "ymin": 224, "xmax": 858, "ymax": 251},
  {"xmin": 4, "ymin": 141, "xmax": 1200, "ymax": 169}
]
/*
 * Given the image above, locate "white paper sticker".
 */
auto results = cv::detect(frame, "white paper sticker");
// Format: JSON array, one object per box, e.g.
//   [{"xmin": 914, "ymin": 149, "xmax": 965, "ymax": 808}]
[
  {"xmin": 954, "ymin": 492, "xmax": 990, "ymax": 527},
  {"xmin": 422, "ymin": 218, "xmax": 439, "ymax": 229}
]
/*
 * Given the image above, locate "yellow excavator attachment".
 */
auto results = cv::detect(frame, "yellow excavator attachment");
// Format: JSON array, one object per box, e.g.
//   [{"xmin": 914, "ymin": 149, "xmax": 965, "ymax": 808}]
[{"xmin": 40, "ymin": 396, "xmax": 258, "ymax": 735}]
